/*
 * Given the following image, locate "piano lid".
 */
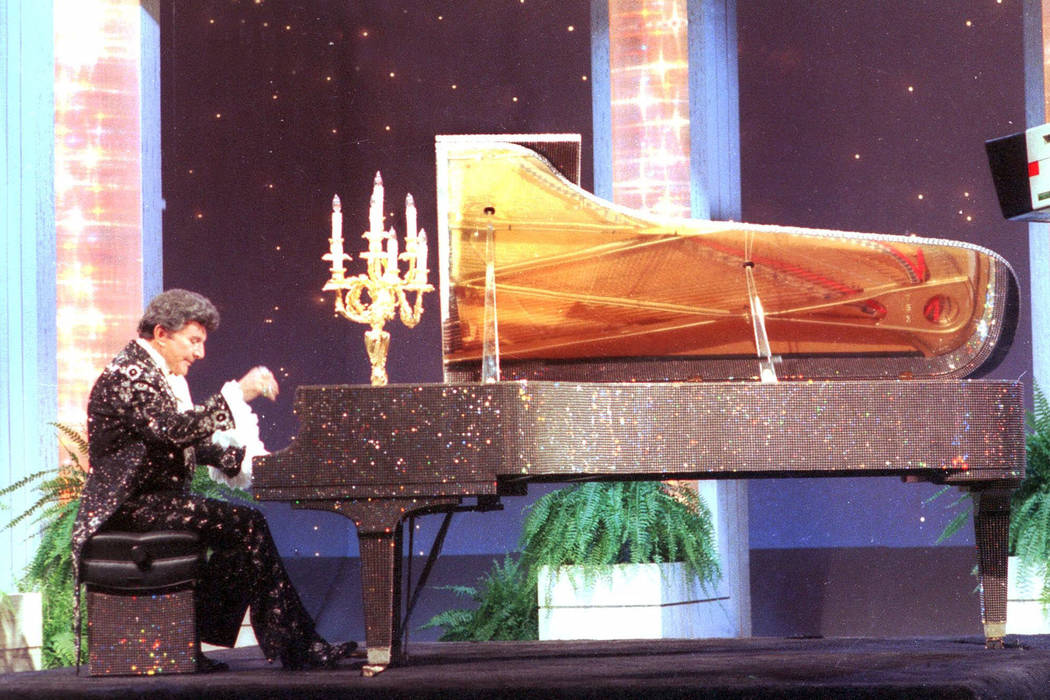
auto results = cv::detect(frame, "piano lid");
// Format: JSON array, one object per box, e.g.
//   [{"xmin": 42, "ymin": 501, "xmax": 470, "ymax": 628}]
[{"xmin": 435, "ymin": 136, "xmax": 1018, "ymax": 382}]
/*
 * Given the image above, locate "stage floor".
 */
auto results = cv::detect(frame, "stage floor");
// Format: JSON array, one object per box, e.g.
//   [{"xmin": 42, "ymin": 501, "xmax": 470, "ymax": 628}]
[{"xmin": 4, "ymin": 636, "xmax": 1050, "ymax": 699}]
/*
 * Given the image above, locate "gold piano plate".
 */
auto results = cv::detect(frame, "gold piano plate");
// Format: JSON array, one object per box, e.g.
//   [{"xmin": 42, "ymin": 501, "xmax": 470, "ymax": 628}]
[{"xmin": 436, "ymin": 137, "xmax": 1017, "ymax": 382}]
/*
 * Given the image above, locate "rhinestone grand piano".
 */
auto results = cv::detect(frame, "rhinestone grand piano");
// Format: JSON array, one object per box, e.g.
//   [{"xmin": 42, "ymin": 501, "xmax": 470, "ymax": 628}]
[{"xmin": 254, "ymin": 135, "xmax": 1025, "ymax": 674}]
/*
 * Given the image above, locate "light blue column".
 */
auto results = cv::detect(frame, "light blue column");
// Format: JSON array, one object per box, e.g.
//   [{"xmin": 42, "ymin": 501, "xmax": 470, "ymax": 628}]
[
  {"xmin": 0, "ymin": 0, "xmax": 57, "ymax": 593},
  {"xmin": 590, "ymin": 0, "xmax": 749, "ymax": 637},
  {"xmin": 687, "ymin": 0, "xmax": 740, "ymax": 222},
  {"xmin": 685, "ymin": 0, "xmax": 749, "ymax": 638},
  {"xmin": 1025, "ymin": 1, "xmax": 1050, "ymax": 395},
  {"xmin": 0, "ymin": 2, "xmax": 162, "ymax": 594},
  {"xmin": 590, "ymin": 0, "xmax": 612, "ymax": 202},
  {"xmin": 141, "ymin": 0, "xmax": 163, "ymax": 301}
]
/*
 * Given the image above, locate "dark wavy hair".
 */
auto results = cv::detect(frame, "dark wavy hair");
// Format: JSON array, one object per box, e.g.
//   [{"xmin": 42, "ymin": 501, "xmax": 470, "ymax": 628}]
[{"xmin": 137, "ymin": 289, "xmax": 221, "ymax": 339}]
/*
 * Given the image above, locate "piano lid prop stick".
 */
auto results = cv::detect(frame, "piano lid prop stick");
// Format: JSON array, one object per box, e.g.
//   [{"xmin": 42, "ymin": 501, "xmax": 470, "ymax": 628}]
[
  {"xmin": 744, "ymin": 261, "xmax": 778, "ymax": 384},
  {"xmin": 481, "ymin": 220, "xmax": 500, "ymax": 383}
]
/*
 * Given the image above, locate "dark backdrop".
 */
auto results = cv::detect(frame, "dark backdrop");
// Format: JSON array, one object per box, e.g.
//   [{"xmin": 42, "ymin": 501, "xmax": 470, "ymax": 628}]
[{"xmin": 160, "ymin": 0, "xmax": 1030, "ymax": 561}]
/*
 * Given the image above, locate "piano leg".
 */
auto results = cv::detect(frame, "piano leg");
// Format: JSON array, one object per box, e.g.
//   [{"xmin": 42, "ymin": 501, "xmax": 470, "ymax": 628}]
[
  {"xmin": 297, "ymin": 496, "xmax": 460, "ymax": 675},
  {"xmin": 357, "ymin": 531, "xmax": 403, "ymax": 674},
  {"xmin": 971, "ymin": 486, "xmax": 1012, "ymax": 648}
]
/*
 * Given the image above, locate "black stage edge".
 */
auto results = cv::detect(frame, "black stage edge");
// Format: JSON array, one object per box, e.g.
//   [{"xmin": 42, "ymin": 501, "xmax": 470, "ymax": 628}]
[{"xmin": 5, "ymin": 636, "xmax": 1050, "ymax": 699}]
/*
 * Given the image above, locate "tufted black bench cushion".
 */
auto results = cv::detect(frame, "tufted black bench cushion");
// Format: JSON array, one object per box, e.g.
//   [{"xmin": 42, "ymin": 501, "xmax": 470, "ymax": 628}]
[
  {"xmin": 81, "ymin": 530, "xmax": 201, "ymax": 591},
  {"xmin": 82, "ymin": 530, "xmax": 203, "ymax": 676}
]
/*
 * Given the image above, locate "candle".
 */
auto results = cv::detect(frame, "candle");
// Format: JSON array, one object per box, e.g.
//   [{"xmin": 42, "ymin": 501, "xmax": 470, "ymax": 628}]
[
  {"xmin": 386, "ymin": 228, "xmax": 398, "ymax": 273},
  {"xmin": 369, "ymin": 171, "xmax": 384, "ymax": 236},
  {"xmin": 330, "ymin": 195, "xmax": 344, "ymax": 273},
  {"xmin": 415, "ymin": 229, "xmax": 428, "ymax": 284},
  {"xmin": 405, "ymin": 193, "xmax": 417, "ymax": 237}
]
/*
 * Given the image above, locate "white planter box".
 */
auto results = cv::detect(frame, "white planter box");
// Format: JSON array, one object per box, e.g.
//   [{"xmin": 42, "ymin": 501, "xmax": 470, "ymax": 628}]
[
  {"xmin": 0, "ymin": 592, "xmax": 42, "ymax": 672},
  {"xmin": 1008, "ymin": 555, "xmax": 1050, "ymax": 635},
  {"xmin": 538, "ymin": 562, "xmax": 732, "ymax": 640}
]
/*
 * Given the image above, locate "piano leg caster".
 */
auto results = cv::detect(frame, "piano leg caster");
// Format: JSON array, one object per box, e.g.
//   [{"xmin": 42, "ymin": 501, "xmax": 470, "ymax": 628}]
[
  {"xmin": 361, "ymin": 644, "xmax": 398, "ymax": 676},
  {"xmin": 984, "ymin": 622, "xmax": 1006, "ymax": 649}
]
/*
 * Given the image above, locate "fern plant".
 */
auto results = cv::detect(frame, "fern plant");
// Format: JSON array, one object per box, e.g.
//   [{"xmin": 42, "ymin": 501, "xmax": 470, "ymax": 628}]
[
  {"xmin": 423, "ymin": 481, "xmax": 720, "ymax": 641},
  {"xmin": 1, "ymin": 423, "xmax": 251, "ymax": 668},
  {"xmin": 931, "ymin": 384, "xmax": 1050, "ymax": 606},
  {"xmin": 1011, "ymin": 385, "xmax": 1050, "ymax": 602},
  {"xmin": 520, "ymin": 481, "xmax": 720, "ymax": 587},
  {"xmin": 420, "ymin": 556, "xmax": 537, "ymax": 641}
]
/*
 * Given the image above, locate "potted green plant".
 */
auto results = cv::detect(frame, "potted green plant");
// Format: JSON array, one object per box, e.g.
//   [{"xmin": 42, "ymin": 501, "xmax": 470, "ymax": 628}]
[{"xmin": 423, "ymin": 481, "xmax": 720, "ymax": 641}]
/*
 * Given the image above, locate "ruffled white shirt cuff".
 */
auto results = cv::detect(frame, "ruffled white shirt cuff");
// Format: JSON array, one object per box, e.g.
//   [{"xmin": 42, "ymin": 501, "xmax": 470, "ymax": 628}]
[{"xmin": 208, "ymin": 380, "xmax": 268, "ymax": 489}]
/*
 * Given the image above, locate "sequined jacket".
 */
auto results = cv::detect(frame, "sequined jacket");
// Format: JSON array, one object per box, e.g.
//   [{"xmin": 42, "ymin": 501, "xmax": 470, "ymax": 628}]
[{"xmin": 71, "ymin": 340, "xmax": 244, "ymax": 573}]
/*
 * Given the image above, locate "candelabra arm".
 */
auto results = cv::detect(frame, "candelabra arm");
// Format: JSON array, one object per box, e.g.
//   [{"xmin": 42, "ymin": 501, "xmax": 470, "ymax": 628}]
[
  {"xmin": 333, "ymin": 277, "xmax": 379, "ymax": 325},
  {"xmin": 396, "ymin": 283, "xmax": 434, "ymax": 328}
]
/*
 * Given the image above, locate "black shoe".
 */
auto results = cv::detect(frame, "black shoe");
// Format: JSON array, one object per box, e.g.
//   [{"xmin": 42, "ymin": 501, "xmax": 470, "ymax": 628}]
[
  {"xmin": 197, "ymin": 653, "xmax": 230, "ymax": 673},
  {"xmin": 282, "ymin": 640, "xmax": 358, "ymax": 670}
]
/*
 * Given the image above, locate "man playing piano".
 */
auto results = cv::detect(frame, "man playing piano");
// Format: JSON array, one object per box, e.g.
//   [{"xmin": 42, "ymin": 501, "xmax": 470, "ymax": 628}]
[{"xmin": 71, "ymin": 289, "xmax": 355, "ymax": 671}]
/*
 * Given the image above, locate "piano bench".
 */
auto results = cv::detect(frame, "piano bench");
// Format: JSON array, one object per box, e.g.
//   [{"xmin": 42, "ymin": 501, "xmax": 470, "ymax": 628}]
[{"xmin": 81, "ymin": 530, "xmax": 202, "ymax": 676}]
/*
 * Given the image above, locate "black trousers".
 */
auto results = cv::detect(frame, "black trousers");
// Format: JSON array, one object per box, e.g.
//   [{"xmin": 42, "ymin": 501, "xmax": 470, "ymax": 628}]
[{"xmin": 108, "ymin": 490, "xmax": 320, "ymax": 662}]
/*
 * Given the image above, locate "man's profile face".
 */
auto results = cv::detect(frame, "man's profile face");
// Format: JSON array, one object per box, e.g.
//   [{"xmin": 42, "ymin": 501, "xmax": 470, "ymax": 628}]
[{"xmin": 152, "ymin": 321, "xmax": 207, "ymax": 376}]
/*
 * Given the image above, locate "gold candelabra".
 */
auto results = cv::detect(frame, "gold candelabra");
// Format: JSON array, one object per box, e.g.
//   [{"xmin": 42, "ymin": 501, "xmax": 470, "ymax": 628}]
[{"xmin": 323, "ymin": 172, "xmax": 433, "ymax": 386}]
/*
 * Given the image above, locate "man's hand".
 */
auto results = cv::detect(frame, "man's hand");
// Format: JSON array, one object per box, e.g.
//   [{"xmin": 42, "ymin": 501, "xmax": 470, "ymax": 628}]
[{"xmin": 239, "ymin": 366, "xmax": 279, "ymax": 402}]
